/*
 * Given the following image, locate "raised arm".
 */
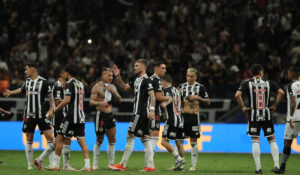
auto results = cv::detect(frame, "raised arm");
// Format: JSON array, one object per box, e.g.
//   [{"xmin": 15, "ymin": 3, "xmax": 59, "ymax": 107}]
[{"xmin": 112, "ymin": 64, "xmax": 131, "ymax": 91}]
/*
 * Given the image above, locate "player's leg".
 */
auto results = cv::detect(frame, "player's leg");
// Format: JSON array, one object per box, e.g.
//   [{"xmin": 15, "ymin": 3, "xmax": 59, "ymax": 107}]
[
  {"xmin": 93, "ymin": 134, "xmax": 104, "ymax": 169},
  {"xmin": 190, "ymin": 137, "xmax": 198, "ymax": 171},
  {"xmin": 25, "ymin": 132, "xmax": 34, "ymax": 170},
  {"xmin": 264, "ymin": 121, "xmax": 279, "ymax": 170},
  {"xmin": 140, "ymin": 135, "xmax": 155, "ymax": 171},
  {"xmin": 62, "ymin": 138, "xmax": 77, "ymax": 171},
  {"xmin": 248, "ymin": 121, "xmax": 262, "ymax": 174},
  {"xmin": 189, "ymin": 114, "xmax": 201, "ymax": 171},
  {"xmin": 51, "ymin": 134, "xmax": 64, "ymax": 170},
  {"xmin": 106, "ymin": 126, "xmax": 116, "ymax": 166},
  {"xmin": 77, "ymin": 136, "xmax": 91, "ymax": 171},
  {"xmin": 150, "ymin": 116, "xmax": 159, "ymax": 155}
]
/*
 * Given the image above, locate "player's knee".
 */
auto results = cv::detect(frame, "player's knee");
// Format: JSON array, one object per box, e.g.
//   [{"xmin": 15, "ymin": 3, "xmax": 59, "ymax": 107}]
[
  {"xmin": 26, "ymin": 133, "xmax": 34, "ymax": 142},
  {"xmin": 161, "ymin": 138, "xmax": 168, "ymax": 146},
  {"xmin": 108, "ymin": 137, "xmax": 116, "ymax": 144},
  {"xmin": 97, "ymin": 135, "xmax": 104, "ymax": 144},
  {"xmin": 64, "ymin": 138, "xmax": 71, "ymax": 145},
  {"xmin": 284, "ymin": 139, "xmax": 292, "ymax": 147},
  {"xmin": 267, "ymin": 136, "xmax": 275, "ymax": 142}
]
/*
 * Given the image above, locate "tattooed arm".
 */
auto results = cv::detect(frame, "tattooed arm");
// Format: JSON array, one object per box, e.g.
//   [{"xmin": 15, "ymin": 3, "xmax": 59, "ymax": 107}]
[
  {"xmin": 148, "ymin": 89, "xmax": 156, "ymax": 121},
  {"xmin": 112, "ymin": 64, "xmax": 131, "ymax": 92}
]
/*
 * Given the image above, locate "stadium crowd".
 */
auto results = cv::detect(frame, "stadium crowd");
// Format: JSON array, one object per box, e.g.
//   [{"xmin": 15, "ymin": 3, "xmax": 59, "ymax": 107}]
[{"xmin": 0, "ymin": 0, "xmax": 300, "ymax": 98}]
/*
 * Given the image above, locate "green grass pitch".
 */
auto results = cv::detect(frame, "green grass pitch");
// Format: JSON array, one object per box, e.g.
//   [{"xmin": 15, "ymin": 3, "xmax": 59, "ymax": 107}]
[{"xmin": 0, "ymin": 151, "xmax": 299, "ymax": 175}]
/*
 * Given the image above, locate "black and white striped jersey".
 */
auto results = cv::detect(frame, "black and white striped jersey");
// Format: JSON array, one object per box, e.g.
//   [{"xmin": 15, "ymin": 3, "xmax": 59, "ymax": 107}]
[
  {"xmin": 238, "ymin": 77, "xmax": 280, "ymax": 122},
  {"xmin": 52, "ymin": 80, "xmax": 66, "ymax": 125},
  {"xmin": 178, "ymin": 81, "xmax": 209, "ymax": 101},
  {"xmin": 65, "ymin": 78, "xmax": 85, "ymax": 124},
  {"xmin": 21, "ymin": 76, "xmax": 52, "ymax": 119},
  {"xmin": 286, "ymin": 80, "xmax": 300, "ymax": 122},
  {"xmin": 150, "ymin": 74, "xmax": 162, "ymax": 116},
  {"xmin": 164, "ymin": 86, "xmax": 183, "ymax": 128},
  {"xmin": 129, "ymin": 74, "xmax": 154, "ymax": 115}
]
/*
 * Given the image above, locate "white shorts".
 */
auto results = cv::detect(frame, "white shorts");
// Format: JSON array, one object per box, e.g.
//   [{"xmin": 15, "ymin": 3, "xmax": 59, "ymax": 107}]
[{"xmin": 284, "ymin": 122, "xmax": 300, "ymax": 140}]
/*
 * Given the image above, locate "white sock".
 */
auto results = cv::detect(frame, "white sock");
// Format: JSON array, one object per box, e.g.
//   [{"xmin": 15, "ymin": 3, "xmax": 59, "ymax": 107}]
[
  {"xmin": 93, "ymin": 143, "xmax": 101, "ymax": 166},
  {"xmin": 171, "ymin": 151, "xmax": 182, "ymax": 161},
  {"xmin": 38, "ymin": 141, "xmax": 55, "ymax": 161},
  {"xmin": 49, "ymin": 151, "xmax": 55, "ymax": 166},
  {"xmin": 270, "ymin": 140, "xmax": 279, "ymax": 168},
  {"xmin": 120, "ymin": 136, "xmax": 134, "ymax": 167},
  {"xmin": 252, "ymin": 140, "xmax": 261, "ymax": 171},
  {"xmin": 143, "ymin": 139, "xmax": 154, "ymax": 168},
  {"xmin": 180, "ymin": 157, "xmax": 185, "ymax": 169},
  {"xmin": 84, "ymin": 158, "xmax": 91, "ymax": 168},
  {"xmin": 62, "ymin": 145, "xmax": 70, "ymax": 167},
  {"xmin": 53, "ymin": 154, "xmax": 61, "ymax": 168},
  {"xmin": 25, "ymin": 142, "xmax": 33, "ymax": 166},
  {"xmin": 191, "ymin": 142, "xmax": 198, "ymax": 168},
  {"xmin": 107, "ymin": 143, "xmax": 115, "ymax": 165},
  {"xmin": 150, "ymin": 137, "xmax": 159, "ymax": 154}
]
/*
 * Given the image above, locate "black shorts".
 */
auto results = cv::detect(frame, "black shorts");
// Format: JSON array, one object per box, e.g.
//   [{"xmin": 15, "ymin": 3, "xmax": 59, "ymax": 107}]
[
  {"xmin": 53, "ymin": 113, "xmax": 64, "ymax": 137},
  {"xmin": 247, "ymin": 120, "xmax": 275, "ymax": 137},
  {"xmin": 150, "ymin": 115, "xmax": 160, "ymax": 131},
  {"xmin": 183, "ymin": 113, "xmax": 201, "ymax": 138},
  {"xmin": 59, "ymin": 118, "xmax": 85, "ymax": 138},
  {"xmin": 162, "ymin": 124, "xmax": 185, "ymax": 140},
  {"xmin": 95, "ymin": 111, "xmax": 116, "ymax": 135},
  {"xmin": 22, "ymin": 117, "xmax": 52, "ymax": 133},
  {"xmin": 128, "ymin": 111, "xmax": 150, "ymax": 138}
]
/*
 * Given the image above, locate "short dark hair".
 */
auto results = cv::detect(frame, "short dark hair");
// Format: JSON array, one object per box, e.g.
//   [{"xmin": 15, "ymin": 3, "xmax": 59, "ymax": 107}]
[
  {"xmin": 153, "ymin": 61, "xmax": 165, "ymax": 68},
  {"xmin": 55, "ymin": 68, "xmax": 65, "ymax": 78},
  {"xmin": 162, "ymin": 74, "xmax": 173, "ymax": 83},
  {"xmin": 251, "ymin": 64, "xmax": 263, "ymax": 76},
  {"xmin": 65, "ymin": 64, "xmax": 77, "ymax": 77},
  {"xmin": 135, "ymin": 59, "xmax": 147, "ymax": 68},
  {"xmin": 25, "ymin": 61, "xmax": 38, "ymax": 69},
  {"xmin": 289, "ymin": 66, "xmax": 300, "ymax": 74}
]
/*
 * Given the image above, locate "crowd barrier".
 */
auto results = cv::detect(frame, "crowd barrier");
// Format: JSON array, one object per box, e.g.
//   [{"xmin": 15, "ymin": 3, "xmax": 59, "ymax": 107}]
[{"xmin": 0, "ymin": 122, "xmax": 299, "ymax": 153}]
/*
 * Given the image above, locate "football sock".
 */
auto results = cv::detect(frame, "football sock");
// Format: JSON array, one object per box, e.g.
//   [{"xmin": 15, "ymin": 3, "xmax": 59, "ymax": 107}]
[
  {"xmin": 62, "ymin": 145, "xmax": 70, "ymax": 167},
  {"xmin": 143, "ymin": 139, "xmax": 154, "ymax": 168},
  {"xmin": 38, "ymin": 141, "xmax": 55, "ymax": 161},
  {"xmin": 280, "ymin": 146, "xmax": 291, "ymax": 171},
  {"xmin": 84, "ymin": 158, "xmax": 91, "ymax": 168},
  {"xmin": 252, "ymin": 140, "xmax": 261, "ymax": 171},
  {"xmin": 93, "ymin": 142, "xmax": 101, "ymax": 166},
  {"xmin": 53, "ymin": 154, "xmax": 61, "ymax": 168},
  {"xmin": 107, "ymin": 143, "xmax": 115, "ymax": 165},
  {"xmin": 191, "ymin": 142, "xmax": 198, "ymax": 168},
  {"xmin": 25, "ymin": 142, "xmax": 33, "ymax": 166},
  {"xmin": 269, "ymin": 140, "xmax": 279, "ymax": 168},
  {"xmin": 48, "ymin": 151, "xmax": 55, "ymax": 166},
  {"xmin": 150, "ymin": 137, "xmax": 159, "ymax": 155},
  {"xmin": 120, "ymin": 136, "xmax": 134, "ymax": 167},
  {"xmin": 171, "ymin": 150, "xmax": 182, "ymax": 161}
]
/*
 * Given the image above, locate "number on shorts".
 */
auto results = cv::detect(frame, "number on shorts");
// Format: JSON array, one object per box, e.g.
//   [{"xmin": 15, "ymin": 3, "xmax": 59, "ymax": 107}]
[{"xmin": 256, "ymin": 93, "xmax": 265, "ymax": 109}]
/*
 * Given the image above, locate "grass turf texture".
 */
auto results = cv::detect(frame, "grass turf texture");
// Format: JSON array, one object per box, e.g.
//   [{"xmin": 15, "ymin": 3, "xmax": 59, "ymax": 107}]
[{"xmin": 0, "ymin": 151, "xmax": 299, "ymax": 175}]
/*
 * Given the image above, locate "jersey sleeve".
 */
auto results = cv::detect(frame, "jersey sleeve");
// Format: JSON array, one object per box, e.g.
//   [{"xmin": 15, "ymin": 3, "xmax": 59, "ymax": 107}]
[
  {"xmin": 269, "ymin": 81, "xmax": 280, "ymax": 92},
  {"xmin": 21, "ymin": 82, "xmax": 26, "ymax": 94},
  {"xmin": 164, "ymin": 87, "xmax": 172, "ymax": 97},
  {"xmin": 238, "ymin": 80, "xmax": 248, "ymax": 92},
  {"xmin": 144, "ymin": 78, "xmax": 154, "ymax": 92},
  {"xmin": 53, "ymin": 84, "xmax": 63, "ymax": 100},
  {"xmin": 199, "ymin": 85, "xmax": 209, "ymax": 99},
  {"xmin": 65, "ymin": 81, "xmax": 74, "ymax": 96},
  {"xmin": 41, "ymin": 81, "xmax": 52, "ymax": 97},
  {"xmin": 151, "ymin": 78, "xmax": 162, "ymax": 93},
  {"xmin": 288, "ymin": 82, "xmax": 297, "ymax": 96}
]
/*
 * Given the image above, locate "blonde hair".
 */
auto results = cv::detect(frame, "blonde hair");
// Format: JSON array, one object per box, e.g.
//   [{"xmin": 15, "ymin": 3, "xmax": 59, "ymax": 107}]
[{"xmin": 187, "ymin": 67, "xmax": 197, "ymax": 74}]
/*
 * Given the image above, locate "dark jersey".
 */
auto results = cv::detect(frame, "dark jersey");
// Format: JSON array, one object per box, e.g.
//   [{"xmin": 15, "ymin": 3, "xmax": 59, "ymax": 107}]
[
  {"xmin": 129, "ymin": 74, "xmax": 154, "ymax": 115},
  {"xmin": 52, "ymin": 80, "xmax": 66, "ymax": 125},
  {"xmin": 164, "ymin": 86, "xmax": 182, "ymax": 127},
  {"xmin": 150, "ymin": 74, "xmax": 162, "ymax": 116},
  {"xmin": 21, "ymin": 76, "xmax": 52, "ymax": 119},
  {"xmin": 178, "ymin": 82, "xmax": 209, "ymax": 108},
  {"xmin": 65, "ymin": 78, "xmax": 85, "ymax": 124},
  {"xmin": 238, "ymin": 77, "xmax": 280, "ymax": 122}
]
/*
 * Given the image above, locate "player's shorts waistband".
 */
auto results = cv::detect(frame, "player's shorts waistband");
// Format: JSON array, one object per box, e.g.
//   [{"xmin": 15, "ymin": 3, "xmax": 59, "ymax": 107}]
[{"xmin": 182, "ymin": 113, "xmax": 198, "ymax": 118}]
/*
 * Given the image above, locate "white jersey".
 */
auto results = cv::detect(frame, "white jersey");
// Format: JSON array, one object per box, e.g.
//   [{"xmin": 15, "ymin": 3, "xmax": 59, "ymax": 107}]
[{"xmin": 286, "ymin": 80, "xmax": 300, "ymax": 122}]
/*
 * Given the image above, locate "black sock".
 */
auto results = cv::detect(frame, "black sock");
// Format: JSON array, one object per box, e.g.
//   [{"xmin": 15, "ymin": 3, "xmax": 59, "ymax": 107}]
[{"xmin": 280, "ymin": 146, "xmax": 291, "ymax": 170}]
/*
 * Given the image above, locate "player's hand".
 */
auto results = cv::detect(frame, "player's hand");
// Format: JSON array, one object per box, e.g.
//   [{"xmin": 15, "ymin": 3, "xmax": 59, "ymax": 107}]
[
  {"xmin": 187, "ymin": 95, "xmax": 198, "ymax": 101},
  {"xmin": 47, "ymin": 110, "xmax": 54, "ymax": 119},
  {"xmin": 160, "ymin": 102, "xmax": 166, "ymax": 108},
  {"xmin": 113, "ymin": 64, "xmax": 120, "ymax": 77},
  {"xmin": 290, "ymin": 119, "xmax": 295, "ymax": 129},
  {"xmin": 165, "ymin": 96, "xmax": 171, "ymax": 101},
  {"xmin": 269, "ymin": 105, "xmax": 277, "ymax": 113},
  {"xmin": 3, "ymin": 89, "xmax": 11, "ymax": 97},
  {"xmin": 241, "ymin": 106, "xmax": 251, "ymax": 113},
  {"xmin": 99, "ymin": 102, "xmax": 108, "ymax": 107},
  {"xmin": 148, "ymin": 110, "xmax": 155, "ymax": 121}
]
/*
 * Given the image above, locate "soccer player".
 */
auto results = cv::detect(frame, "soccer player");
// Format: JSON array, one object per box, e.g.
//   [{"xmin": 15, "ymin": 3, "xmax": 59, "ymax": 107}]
[
  {"xmin": 46, "ymin": 64, "xmax": 91, "ymax": 171},
  {"xmin": 90, "ymin": 68, "xmax": 121, "ymax": 169},
  {"xmin": 44, "ymin": 69, "xmax": 77, "ymax": 171},
  {"xmin": 149, "ymin": 61, "xmax": 169, "ymax": 156},
  {"xmin": 235, "ymin": 64, "xmax": 284, "ymax": 174},
  {"xmin": 109, "ymin": 59, "xmax": 156, "ymax": 172},
  {"xmin": 3, "ymin": 62, "xmax": 54, "ymax": 170},
  {"xmin": 279, "ymin": 67, "xmax": 300, "ymax": 173},
  {"xmin": 160, "ymin": 75, "xmax": 185, "ymax": 171},
  {"xmin": 178, "ymin": 68, "xmax": 210, "ymax": 171}
]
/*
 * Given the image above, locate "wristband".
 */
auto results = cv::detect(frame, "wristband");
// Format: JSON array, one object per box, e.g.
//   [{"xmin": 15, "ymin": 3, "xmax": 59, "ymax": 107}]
[{"xmin": 150, "ymin": 107, "xmax": 155, "ymax": 111}]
